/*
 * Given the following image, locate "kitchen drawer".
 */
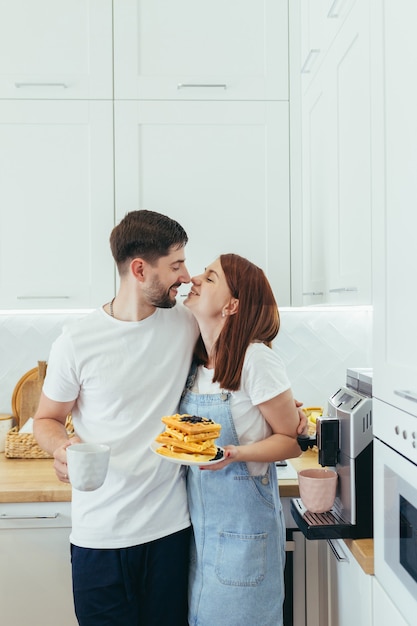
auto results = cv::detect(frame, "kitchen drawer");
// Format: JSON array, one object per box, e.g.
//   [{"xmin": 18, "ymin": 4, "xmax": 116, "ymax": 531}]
[{"xmin": 0, "ymin": 501, "xmax": 71, "ymax": 529}]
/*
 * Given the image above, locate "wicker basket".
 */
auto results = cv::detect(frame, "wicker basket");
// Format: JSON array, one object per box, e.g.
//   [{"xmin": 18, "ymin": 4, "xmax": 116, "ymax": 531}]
[{"xmin": 5, "ymin": 416, "xmax": 74, "ymax": 459}]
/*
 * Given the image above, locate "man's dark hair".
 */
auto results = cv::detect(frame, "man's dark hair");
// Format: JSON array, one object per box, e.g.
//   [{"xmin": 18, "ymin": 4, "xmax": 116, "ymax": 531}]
[{"xmin": 110, "ymin": 210, "xmax": 188, "ymax": 272}]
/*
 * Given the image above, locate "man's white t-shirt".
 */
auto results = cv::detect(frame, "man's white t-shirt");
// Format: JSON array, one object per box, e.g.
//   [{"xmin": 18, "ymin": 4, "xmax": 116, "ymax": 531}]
[
  {"xmin": 195, "ymin": 342, "xmax": 291, "ymax": 475},
  {"xmin": 43, "ymin": 304, "xmax": 198, "ymax": 549}
]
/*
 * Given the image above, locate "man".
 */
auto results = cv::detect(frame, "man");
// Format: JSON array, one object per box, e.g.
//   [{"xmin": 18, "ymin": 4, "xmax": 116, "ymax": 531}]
[{"xmin": 34, "ymin": 210, "xmax": 199, "ymax": 625}]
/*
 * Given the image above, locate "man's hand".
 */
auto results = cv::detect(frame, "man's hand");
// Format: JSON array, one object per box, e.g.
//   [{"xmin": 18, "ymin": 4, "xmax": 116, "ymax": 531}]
[{"xmin": 53, "ymin": 436, "xmax": 82, "ymax": 483}]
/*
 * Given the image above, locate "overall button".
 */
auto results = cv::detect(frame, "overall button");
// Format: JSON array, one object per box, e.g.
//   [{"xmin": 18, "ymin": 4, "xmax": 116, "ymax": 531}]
[{"xmin": 261, "ymin": 476, "xmax": 269, "ymax": 485}]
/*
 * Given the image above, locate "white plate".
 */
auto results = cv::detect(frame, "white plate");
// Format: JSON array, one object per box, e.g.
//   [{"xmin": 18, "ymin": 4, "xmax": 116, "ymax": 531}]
[{"xmin": 150, "ymin": 440, "xmax": 225, "ymax": 466}]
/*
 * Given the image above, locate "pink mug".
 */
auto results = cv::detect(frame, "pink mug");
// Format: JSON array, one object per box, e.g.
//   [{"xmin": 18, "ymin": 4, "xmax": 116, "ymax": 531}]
[{"xmin": 298, "ymin": 468, "xmax": 338, "ymax": 513}]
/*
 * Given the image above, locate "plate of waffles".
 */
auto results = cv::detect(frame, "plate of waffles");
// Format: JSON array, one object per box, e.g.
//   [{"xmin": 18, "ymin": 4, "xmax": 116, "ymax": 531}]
[
  {"xmin": 150, "ymin": 440, "xmax": 225, "ymax": 466},
  {"xmin": 151, "ymin": 413, "xmax": 225, "ymax": 466}
]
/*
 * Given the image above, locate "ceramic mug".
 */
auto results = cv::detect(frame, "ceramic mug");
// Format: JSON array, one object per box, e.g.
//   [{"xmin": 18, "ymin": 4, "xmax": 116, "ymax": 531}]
[
  {"xmin": 67, "ymin": 443, "xmax": 110, "ymax": 491},
  {"xmin": 298, "ymin": 468, "xmax": 338, "ymax": 513},
  {"xmin": 0, "ymin": 414, "xmax": 14, "ymax": 453}
]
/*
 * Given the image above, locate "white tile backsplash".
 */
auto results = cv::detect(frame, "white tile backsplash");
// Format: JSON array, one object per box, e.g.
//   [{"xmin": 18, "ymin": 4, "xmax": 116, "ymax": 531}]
[
  {"xmin": 276, "ymin": 307, "xmax": 372, "ymax": 407},
  {"xmin": 0, "ymin": 306, "xmax": 372, "ymax": 415}
]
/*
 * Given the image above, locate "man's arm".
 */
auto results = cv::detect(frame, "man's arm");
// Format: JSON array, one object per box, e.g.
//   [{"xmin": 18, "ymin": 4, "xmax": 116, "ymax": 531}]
[{"xmin": 33, "ymin": 392, "xmax": 80, "ymax": 482}]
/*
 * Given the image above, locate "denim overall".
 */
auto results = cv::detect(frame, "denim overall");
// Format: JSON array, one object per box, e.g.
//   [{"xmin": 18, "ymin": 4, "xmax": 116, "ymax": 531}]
[{"xmin": 179, "ymin": 365, "xmax": 285, "ymax": 626}]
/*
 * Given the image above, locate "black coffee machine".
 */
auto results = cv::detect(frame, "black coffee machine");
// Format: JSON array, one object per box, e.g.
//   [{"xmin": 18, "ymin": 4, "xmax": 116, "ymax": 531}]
[{"xmin": 291, "ymin": 368, "xmax": 373, "ymax": 540}]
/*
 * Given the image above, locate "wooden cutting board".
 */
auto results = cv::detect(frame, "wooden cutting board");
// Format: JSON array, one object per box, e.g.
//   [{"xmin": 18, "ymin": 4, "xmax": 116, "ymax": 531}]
[{"xmin": 18, "ymin": 361, "xmax": 47, "ymax": 429}]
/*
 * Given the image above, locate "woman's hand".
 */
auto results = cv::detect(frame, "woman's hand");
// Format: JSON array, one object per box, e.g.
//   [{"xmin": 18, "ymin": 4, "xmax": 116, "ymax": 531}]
[
  {"xmin": 199, "ymin": 445, "xmax": 238, "ymax": 471},
  {"xmin": 295, "ymin": 399, "xmax": 308, "ymax": 436}
]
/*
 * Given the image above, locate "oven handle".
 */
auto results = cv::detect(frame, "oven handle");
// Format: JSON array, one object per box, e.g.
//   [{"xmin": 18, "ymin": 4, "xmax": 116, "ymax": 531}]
[
  {"xmin": 394, "ymin": 389, "xmax": 417, "ymax": 403},
  {"xmin": 327, "ymin": 539, "xmax": 349, "ymax": 563}
]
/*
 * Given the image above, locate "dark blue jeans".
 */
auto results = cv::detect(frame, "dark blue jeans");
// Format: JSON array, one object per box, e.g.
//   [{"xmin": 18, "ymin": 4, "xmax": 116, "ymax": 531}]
[{"xmin": 71, "ymin": 527, "xmax": 190, "ymax": 625}]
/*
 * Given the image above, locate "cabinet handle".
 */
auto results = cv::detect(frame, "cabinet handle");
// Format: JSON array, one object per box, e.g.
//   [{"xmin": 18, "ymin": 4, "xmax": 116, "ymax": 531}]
[
  {"xmin": 301, "ymin": 49, "xmax": 320, "ymax": 74},
  {"xmin": 394, "ymin": 389, "xmax": 417, "ymax": 404},
  {"xmin": 17, "ymin": 295, "xmax": 70, "ymax": 300},
  {"xmin": 327, "ymin": 539, "xmax": 348, "ymax": 562},
  {"xmin": 327, "ymin": 0, "xmax": 347, "ymax": 18},
  {"xmin": 302, "ymin": 291, "xmax": 324, "ymax": 296},
  {"xmin": 0, "ymin": 513, "xmax": 59, "ymax": 519},
  {"xmin": 328, "ymin": 287, "xmax": 358, "ymax": 293},
  {"xmin": 14, "ymin": 82, "xmax": 68, "ymax": 89},
  {"xmin": 177, "ymin": 83, "xmax": 227, "ymax": 89}
]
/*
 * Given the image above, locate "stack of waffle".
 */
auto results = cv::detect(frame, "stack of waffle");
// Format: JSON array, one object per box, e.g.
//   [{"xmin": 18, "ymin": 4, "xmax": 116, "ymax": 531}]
[{"xmin": 155, "ymin": 413, "xmax": 222, "ymax": 462}]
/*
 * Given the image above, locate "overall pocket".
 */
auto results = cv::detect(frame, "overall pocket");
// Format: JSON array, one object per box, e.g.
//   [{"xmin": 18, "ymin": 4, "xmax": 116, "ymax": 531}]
[{"xmin": 215, "ymin": 531, "xmax": 267, "ymax": 586}]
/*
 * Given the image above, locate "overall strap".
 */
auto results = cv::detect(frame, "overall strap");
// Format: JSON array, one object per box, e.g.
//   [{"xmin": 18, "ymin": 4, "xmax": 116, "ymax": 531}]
[{"xmin": 183, "ymin": 360, "xmax": 198, "ymax": 393}]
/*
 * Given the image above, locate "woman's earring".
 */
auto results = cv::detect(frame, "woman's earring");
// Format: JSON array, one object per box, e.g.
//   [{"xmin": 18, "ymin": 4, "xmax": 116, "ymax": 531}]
[{"xmin": 222, "ymin": 311, "xmax": 226, "ymax": 318}]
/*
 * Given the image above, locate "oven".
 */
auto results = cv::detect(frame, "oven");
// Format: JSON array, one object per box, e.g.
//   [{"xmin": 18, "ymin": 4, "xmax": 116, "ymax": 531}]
[{"xmin": 373, "ymin": 397, "xmax": 417, "ymax": 626}]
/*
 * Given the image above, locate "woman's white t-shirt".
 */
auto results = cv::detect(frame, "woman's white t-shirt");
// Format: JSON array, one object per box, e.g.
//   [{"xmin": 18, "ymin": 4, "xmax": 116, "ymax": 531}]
[{"xmin": 195, "ymin": 342, "xmax": 291, "ymax": 475}]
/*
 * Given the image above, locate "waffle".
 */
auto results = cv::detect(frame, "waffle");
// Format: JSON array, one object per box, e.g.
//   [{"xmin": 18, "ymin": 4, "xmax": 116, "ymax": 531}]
[{"xmin": 155, "ymin": 413, "xmax": 221, "ymax": 461}]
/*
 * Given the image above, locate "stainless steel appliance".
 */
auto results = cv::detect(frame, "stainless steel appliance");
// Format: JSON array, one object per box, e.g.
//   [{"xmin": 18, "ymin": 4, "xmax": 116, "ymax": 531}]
[
  {"xmin": 291, "ymin": 368, "xmax": 373, "ymax": 540},
  {"xmin": 373, "ymin": 397, "xmax": 417, "ymax": 626}
]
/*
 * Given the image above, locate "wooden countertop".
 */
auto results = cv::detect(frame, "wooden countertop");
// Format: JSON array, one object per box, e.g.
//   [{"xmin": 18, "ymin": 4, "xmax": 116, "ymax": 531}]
[
  {"xmin": 0, "ymin": 449, "xmax": 373, "ymax": 575},
  {"xmin": 0, "ymin": 447, "xmax": 314, "ymax": 503},
  {"xmin": 344, "ymin": 538, "xmax": 374, "ymax": 575},
  {"xmin": 0, "ymin": 452, "xmax": 71, "ymax": 503}
]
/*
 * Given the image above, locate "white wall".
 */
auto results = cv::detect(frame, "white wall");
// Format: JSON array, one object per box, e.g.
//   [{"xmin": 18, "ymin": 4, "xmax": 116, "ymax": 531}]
[{"xmin": 0, "ymin": 306, "xmax": 372, "ymax": 417}]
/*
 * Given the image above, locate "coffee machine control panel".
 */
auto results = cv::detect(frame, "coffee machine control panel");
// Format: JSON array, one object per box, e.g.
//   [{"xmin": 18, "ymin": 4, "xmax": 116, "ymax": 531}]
[
  {"xmin": 329, "ymin": 388, "xmax": 363, "ymax": 412},
  {"xmin": 327, "ymin": 386, "xmax": 373, "ymax": 458}
]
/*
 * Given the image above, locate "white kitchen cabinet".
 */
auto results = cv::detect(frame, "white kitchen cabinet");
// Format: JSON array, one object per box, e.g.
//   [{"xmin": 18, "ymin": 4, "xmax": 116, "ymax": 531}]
[
  {"xmin": 322, "ymin": 0, "xmax": 372, "ymax": 304},
  {"xmin": 371, "ymin": 0, "xmax": 417, "ymax": 411},
  {"xmin": 372, "ymin": 577, "xmax": 408, "ymax": 626},
  {"xmin": 113, "ymin": 0, "xmax": 288, "ymax": 101},
  {"xmin": 324, "ymin": 539, "xmax": 372, "ymax": 626},
  {"xmin": 0, "ymin": 502, "xmax": 77, "ymax": 625},
  {"xmin": 114, "ymin": 100, "xmax": 291, "ymax": 304},
  {"xmin": 298, "ymin": 0, "xmax": 372, "ymax": 305},
  {"xmin": 299, "ymin": 71, "xmax": 331, "ymax": 305},
  {"xmin": 300, "ymin": 0, "xmax": 357, "ymax": 92},
  {"xmin": 0, "ymin": 0, "xmax": 112, "ymax": 100},
  {"xmin": 0, "ymin": 100, "xmax": 115, "ymax": 309},
  {"xmin": 0, "ymin": 3, "xmax": 294, "ymax": 311}
]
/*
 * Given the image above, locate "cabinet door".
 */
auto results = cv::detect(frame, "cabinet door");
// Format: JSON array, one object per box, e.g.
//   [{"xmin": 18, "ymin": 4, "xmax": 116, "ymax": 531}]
[
  {"xmin": 0, "ymin": 0, "xmax": 112, "ymax": 99},
  {"xmin": 0, "ymin": 101, "xmax": 115, "ymax": 309},
  {"xmin": 0, "ymin": 528, "xmax": 77, "ymax": 625},
  {"xmin": 324, "ymin": 0, "xmax": 372, "ymax": 304},
  {"xmin": 114, "ymin": 100, "xmax": 291, "ymax": 304},
  {"xmin": 0, "ymin": 503, "xmax": 76, "ymax": 625},
  {"xmin": 326, "ymin": 539, "xmax": 372, "ymax": 626},
  {"xmin": 300, "ymin": 0, "xmax": 358, "ymax": 93},
  {"xmin": 372, "ymin": 0, "xmax": 417, "ymax": 412},
  {"xmin": 300, "ymin": 0, "xmax": 372, "ymax": 305},
  {"xmin": 300, "ymin": 74, "xmax": 331, "ymax": 305},
  {"xmin": 113, "ymin": 0, "xmax": 288, "ymax": 100},
  {"xmin": 372, "ymin": 577, "xmax": 409, "ymax": 626}
]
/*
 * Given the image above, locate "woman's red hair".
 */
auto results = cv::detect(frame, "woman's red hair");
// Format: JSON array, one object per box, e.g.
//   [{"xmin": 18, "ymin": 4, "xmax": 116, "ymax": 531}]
[{"xmin": 194, "ymin": 253, "xmax": 280, "ymax": 390}]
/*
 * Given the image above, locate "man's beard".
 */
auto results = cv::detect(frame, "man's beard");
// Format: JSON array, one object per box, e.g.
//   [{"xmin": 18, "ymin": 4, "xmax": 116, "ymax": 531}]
[{"xmin": 146, "ymin": 276, "xmax": 179, "ymax": 309}]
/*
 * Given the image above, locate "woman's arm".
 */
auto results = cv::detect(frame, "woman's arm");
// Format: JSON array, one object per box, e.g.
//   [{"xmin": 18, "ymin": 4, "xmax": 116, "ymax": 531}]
[{"xmin": 203, "ymin": 388, "xmax": 302, "ymax": 470}]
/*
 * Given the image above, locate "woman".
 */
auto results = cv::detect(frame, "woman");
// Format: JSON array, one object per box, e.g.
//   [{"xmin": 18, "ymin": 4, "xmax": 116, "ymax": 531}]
[{"xmin": 180, "ymin": 253, "xmax": 302, "ymax": 626}]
